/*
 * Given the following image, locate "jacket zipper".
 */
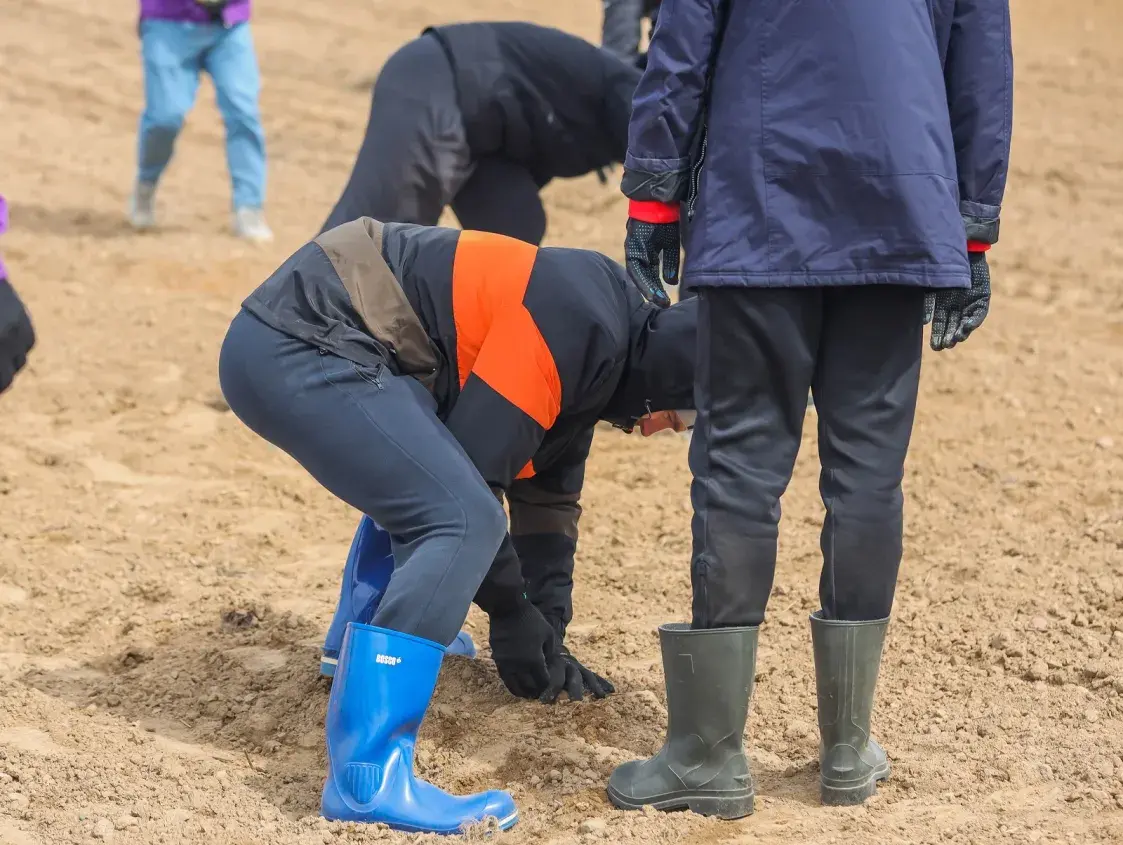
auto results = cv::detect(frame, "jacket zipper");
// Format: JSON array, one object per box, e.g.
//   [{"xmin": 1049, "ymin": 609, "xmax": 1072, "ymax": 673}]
[{"xmin": 686, "ymin": 129, "xmax": 708, "ymax": 222}]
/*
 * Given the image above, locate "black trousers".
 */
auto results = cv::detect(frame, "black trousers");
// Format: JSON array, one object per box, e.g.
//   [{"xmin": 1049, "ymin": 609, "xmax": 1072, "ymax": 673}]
[
  {"xmin": 219, "ymin": 311, "xmax": 506, "ymax": 647},
  {"xmin": 689, "ymin": 286, "xmax": 924, "ymax": 627},
  {"xmin": 321, "ymin": 34, "xmax": 546, "ymax": 245}
]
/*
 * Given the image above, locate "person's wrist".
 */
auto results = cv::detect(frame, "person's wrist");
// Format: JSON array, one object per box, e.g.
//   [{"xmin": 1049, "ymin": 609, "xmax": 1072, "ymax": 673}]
[
  {"xmin": 488, "ymin": 592, "xmax": 533, "ymax": 622},
  {"xmin": 542, "ymin": 613, "xmax": 566, "ymax": 642},
  {"xmin": 628, "ymin": 199, "xmax": 680, "ymax": 224}
]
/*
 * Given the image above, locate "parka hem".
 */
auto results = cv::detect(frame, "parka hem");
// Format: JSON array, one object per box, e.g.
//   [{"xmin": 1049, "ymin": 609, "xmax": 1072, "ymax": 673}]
[{"xmin": 683, "ymin": 268, "xmax": 970, "ymax": 289}]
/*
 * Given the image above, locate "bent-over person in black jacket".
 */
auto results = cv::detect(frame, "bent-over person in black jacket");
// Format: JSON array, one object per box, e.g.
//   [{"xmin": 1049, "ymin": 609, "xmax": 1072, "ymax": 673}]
[{"xmin": 321, "ymin": 22, "xmax": 641, "ymax": 244}]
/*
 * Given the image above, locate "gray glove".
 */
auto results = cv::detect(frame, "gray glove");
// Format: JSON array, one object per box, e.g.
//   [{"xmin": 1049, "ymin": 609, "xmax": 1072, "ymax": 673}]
[{"xmin": 925, "ymin": 251, "xmax": 991, "ymax": 351}]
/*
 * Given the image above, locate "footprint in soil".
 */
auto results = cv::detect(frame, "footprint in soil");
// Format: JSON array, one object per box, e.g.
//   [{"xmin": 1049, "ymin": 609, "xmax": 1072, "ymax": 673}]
[
  {"xmin": 226, "ymin": 646, "xmax": 289, "ymax": 673},
  {"xmin": 82, "ymin": 456, "xmax": 167, "ymax": 486},
  {"xmin": 0, "ymin": 583, "xmax": 28, "ymax": 607},
  {"xmin": 0, "ymin": 726, "xmax": 66, "ymax": 756}
]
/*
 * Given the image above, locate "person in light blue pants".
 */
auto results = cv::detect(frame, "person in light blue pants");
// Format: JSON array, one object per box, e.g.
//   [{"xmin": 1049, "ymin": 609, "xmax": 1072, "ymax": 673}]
[{"xmin": 131, "ymin": 4, "xmax": 271, "ymax": 242}]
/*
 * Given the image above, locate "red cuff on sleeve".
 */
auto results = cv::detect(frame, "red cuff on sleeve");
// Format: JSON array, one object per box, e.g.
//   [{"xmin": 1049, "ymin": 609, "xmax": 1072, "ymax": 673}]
[
  {"xmin": 629, "ymin": 199, "xmax": 680, "ymax": 224},
  {"xmin": 967, "ymin": 241, "xmax": 991, "ymax": 253}
]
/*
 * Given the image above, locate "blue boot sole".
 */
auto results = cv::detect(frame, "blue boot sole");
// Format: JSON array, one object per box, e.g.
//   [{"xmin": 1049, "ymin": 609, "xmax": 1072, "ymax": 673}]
[{"xmin": 322, "ymin": 797, "xmax": 518, "ymax": 834}]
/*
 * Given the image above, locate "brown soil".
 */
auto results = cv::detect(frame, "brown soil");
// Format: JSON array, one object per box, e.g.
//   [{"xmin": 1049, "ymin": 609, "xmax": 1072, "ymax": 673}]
[{"xmin": 2, "ymin": 1, "xmax": 1122, "ymax": 844}]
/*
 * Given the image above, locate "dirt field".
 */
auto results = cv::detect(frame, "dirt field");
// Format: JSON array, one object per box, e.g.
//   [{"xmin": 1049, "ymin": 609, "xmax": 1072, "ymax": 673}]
[{"xmin": 2, "ymin": 1, "xmax": 1122, "ymax": 843}]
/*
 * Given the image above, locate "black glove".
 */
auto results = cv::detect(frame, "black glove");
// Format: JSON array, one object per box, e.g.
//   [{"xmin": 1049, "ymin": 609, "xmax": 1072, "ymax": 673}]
[
  {"xmin": 488, "ymin": 598, "xmax": 564, "ymax": 699},
  {"xmin": 539, "ymin": 643, "xmax": 615, "ymax": 704},
  {"xmin": 0, "ymin": 277, "xmax": 35, "ymax": 395},
  {"xmin": 624, "ymin": 201, "xmax": 681, "ymax": 309},
  {"xmin": 924, "ymin": 250, "xmax": 991, "ymax": 351}
]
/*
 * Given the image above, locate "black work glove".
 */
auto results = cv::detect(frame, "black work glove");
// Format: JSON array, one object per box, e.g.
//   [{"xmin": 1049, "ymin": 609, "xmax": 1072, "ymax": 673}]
[
  {"xmin": 488, "ymin": 598, "xmax": 564, "ymax": 699},
  {"xmin": 924, "ymin": 249, "xmax": 991, "ymax": 351},
  {"xmin": 540, "ymin": 642, "xmax": 615, "ymax": 704},
  {"xmin": 0, "ymin": 277, "xmax": 35, "ymax": 395},
  {"xmin": 624, "ymin": 201, "xmax": 681, "ymax": 309}
]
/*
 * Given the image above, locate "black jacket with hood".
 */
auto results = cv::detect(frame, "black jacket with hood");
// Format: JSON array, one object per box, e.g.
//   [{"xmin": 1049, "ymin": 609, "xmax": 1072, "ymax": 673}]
[{"xmin": 425, "ymin": 22, "xmax": 641, "ymax": 187}]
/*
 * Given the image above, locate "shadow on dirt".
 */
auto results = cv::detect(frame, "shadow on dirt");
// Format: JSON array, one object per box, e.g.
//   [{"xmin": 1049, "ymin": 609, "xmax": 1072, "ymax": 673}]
[
  {"xmin": 349, "ymin": 75, "xmax": 377, "ymax": 92},
  {"xmin": 752, "ymin": 758, "xmax": 823, "ymax": 809},
  {"xmin": 10, "ymin": 201, "xmax": 189, "ymax": 239}
]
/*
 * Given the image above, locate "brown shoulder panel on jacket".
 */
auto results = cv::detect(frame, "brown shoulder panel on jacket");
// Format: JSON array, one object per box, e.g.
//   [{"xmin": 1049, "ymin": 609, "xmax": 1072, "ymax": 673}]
[{"xmin": 315, "ymin": 217, "xmax": 438, "ymax": 379}]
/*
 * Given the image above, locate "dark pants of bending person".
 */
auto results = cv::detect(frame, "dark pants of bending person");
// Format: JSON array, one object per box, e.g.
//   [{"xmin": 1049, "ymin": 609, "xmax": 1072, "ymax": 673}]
[
  {"xmin": 689, "ymin": 285, "xmax": 924, "ymax": 628},
  {"xmin": 321, "ymin": 33, "xmax": 546, "ymax": 245},
  {"xmin": 218, "ymin": 310, "xmax": 506, "ymax": 647}
]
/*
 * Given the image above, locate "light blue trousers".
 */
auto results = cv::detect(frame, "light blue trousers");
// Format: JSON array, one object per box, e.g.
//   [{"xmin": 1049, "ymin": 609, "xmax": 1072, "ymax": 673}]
[{"xmin": 136, "ymin": 19, "xmax": 266, "ymax": 209}]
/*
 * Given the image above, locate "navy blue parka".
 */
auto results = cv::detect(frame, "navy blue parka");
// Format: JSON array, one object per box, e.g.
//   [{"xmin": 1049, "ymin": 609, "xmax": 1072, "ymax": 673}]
[{"xmin": 622, "ymin": 0, "xmax": 1013, "ymax": 289}]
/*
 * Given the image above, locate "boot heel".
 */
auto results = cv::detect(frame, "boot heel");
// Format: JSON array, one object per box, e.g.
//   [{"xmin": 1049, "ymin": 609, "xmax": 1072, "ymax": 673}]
[
  {"xmin": 820, "ymin": 756, "xmax": 890, "ymax": 806},
  {"xmin": 684, "ymin": 790, "xmax": 755, "ymax": 820},
  {"xmin": 820, "ymin": 777, "xmax": 877, "ymax": 806}
]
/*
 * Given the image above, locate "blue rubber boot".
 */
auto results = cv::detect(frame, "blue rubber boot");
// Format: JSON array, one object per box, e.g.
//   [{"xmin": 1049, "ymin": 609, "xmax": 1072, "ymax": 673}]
[
  {"xmin": 321, "ymin": 623, "xmax": 518, "ymax": 833},
  {"xmin": 321, "ymin": 517, "xmax": 475, "ymax": 677}
]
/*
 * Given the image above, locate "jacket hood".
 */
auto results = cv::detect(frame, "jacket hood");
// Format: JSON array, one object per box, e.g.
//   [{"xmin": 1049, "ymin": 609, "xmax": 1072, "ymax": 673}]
[{"xmin": 600, "ymin": 296, "xmax": 697, "ymax": 430}]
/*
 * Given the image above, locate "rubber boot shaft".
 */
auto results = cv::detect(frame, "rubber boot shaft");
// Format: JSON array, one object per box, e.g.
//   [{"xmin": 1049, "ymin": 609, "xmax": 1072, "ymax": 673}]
[
  {"xmin": 810, "ymin": 611, "xmax": 891, "ymax": 805},
  {"xmin": 607, "ymin": 623, "xmax": 758, "ymax": 819},
  {"xmin": 321, "ymin": 517, "xmax": 475, "ymax": 678},
  {"xmin": 322, "ymin": 516, "xmax": 394, "ymax": 675}
]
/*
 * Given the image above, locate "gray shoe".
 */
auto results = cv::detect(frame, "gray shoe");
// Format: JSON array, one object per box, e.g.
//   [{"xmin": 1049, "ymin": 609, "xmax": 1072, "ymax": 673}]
[
  {"xmin": 810, "ymin": 611, "xmax": 891, "ymax": 806},
  {"xmin": 232, "ymin": 207, "xmax": 273, "ymax": 242},
  {"xmin": 607, "ymin": 623, "xmax": 758, "ymax": 819},
  {"xmin": 128, "ymin": 182, "xmax": 157, "ymax": 230}
]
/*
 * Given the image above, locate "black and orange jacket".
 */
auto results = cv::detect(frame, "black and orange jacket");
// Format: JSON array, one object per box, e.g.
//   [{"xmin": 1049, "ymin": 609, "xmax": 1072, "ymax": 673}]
[
  {"xmin": 384, "ymin": 223, "xmax": 639, "ymax": 623},
  {"xmin": 242, "ymin": 219, "xmax": 688, "ymax": 627}
]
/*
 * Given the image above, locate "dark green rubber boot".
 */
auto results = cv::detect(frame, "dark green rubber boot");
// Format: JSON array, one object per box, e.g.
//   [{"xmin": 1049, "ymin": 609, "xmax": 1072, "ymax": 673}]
[
  {"xmin": 606, "ymin": 623, "xmax": 758, "ymax": 819},
  {"xmin": 810, "ymin": 611, "xmax": 891, "ymax": 806}
]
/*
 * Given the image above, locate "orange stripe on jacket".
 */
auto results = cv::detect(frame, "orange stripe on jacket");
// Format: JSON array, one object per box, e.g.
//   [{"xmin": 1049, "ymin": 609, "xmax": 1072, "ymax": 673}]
[{"xmin": 451, "ymin": 231, "xmax": 562, "ymax": 431}]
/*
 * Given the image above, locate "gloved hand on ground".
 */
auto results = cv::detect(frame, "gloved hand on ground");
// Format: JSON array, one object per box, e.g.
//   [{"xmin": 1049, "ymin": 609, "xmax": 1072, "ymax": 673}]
[
  {"xmin": 925, "ymin": 248, "xmax": 991, "ymax": 351},
  {"xmin": 539, "ymin": 642, "xmax": 615, "ymax": 703},
  {"xmin": 488, "ymin": 598, "xmax": 565, "ymax": 699},
  {"xmin": 624, "ymin": 200, "xmax": 681, "ymax": 309},
  {"xmin": 0, "ymin": 277, "xmax": 35, "ymax": 395}
]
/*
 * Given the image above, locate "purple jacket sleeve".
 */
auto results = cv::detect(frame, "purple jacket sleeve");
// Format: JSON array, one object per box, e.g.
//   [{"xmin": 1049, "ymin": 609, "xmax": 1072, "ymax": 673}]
[
  {"xmin": 944, "ymin": 0, "xmax": 1013, "ymax": 244},
  {"xmin": 621, "ymin": 0, "xmax": 728, "ymax": 203}
]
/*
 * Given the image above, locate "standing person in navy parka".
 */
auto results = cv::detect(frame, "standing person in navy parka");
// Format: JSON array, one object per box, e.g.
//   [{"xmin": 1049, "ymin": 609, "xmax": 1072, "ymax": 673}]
[{"xmin": 607, "ymin": 0, "xmax": 1013, "ymax": 819}]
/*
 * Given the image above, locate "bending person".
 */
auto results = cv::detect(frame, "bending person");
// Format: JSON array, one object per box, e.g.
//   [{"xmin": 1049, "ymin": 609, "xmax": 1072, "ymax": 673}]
[
  {"xmin": 321, "ymin": 22, "xmax": 641, "ymax": 244},
  {"xmin": 218, "ymin": 218, "xmax": 696, "ymax": 833}
]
